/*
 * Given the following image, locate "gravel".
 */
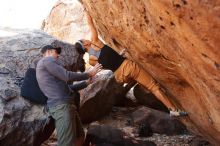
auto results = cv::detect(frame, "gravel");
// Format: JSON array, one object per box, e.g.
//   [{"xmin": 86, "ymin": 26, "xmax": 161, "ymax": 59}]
[{"xmin": 43, "ymin": 106, "xmax": 197, "ymax": 146}]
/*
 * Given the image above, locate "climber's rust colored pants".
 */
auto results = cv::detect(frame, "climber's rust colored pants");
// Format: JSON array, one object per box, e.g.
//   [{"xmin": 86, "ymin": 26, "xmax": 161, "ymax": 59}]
[
  {"xmin": 114, "ymin": 59, "xmax": 159, "ymax": 93},
  {"xmin": 114, "ymin": 59, "xmax": 175, "ymax": 109}
]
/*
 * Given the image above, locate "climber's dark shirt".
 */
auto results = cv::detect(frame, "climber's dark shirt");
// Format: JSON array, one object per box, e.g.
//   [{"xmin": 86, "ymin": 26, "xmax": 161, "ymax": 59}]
[{"xmin": 98, "ymin": 45, "xmax": 125, "ymax": 72}]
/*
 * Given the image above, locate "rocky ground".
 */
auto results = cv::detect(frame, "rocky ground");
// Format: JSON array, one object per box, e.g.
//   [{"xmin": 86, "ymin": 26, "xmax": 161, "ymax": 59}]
[{"xmin": 42, "ymin": 106, "xmax": 198, "ymax": 146}]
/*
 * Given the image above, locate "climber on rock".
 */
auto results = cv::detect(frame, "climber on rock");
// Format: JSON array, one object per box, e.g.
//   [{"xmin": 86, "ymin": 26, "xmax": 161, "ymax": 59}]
[{"xmin": 75, "ymin": 10, "xmax": 187, "ymax": 117}]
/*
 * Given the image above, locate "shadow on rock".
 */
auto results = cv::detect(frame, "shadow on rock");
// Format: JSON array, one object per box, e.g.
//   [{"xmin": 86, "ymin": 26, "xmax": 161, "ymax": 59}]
[{"xmin": 83, "ymin": 124, "xmax": 156, "ymax": 146}]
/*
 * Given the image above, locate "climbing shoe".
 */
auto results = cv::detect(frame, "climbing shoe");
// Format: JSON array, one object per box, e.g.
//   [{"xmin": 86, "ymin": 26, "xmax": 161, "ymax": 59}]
[{"xmin": 169, "ymin": 109, "xmax": 188, "ymax": 117}]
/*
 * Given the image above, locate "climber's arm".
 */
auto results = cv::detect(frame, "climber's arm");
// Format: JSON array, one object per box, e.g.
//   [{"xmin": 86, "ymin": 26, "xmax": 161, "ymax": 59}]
[
  {"xmin": 85, "ymin": 10, "xmax": 104, "ymax": 46},
  {"xmin": 89, "ymin": 59, "xmax": 98, "ymax": 66}
]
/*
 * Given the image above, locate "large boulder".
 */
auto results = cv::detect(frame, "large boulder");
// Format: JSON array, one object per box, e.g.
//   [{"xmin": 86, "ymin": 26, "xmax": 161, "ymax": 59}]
[
  {"xmin": 130, "ymin": 106, "xmax": 187, "ymax": 135},
  {"xmin": 133, "ymin": 84, "xmax": 168, "ymax": 112},
  {"xmin": 42, "ymin": 0, "xmax": 89, "ymax": 43},
  {"xmin": 80, "ymin": 0, "xmax": 220, "ymax": 145},
  {"xmin": 0, "ymin": 30, "xmax": 85, "ymax": 146},
  {"xmin": 79, "ymin": 70, "xmax": 131, "ymax": 123},
  {"xmin": 84, "ymin": 124, "xmax": 156, "ymax": 146},
  {"xmin": 0, "ymin": 29, "xmax": 130, "ymax": 145}
]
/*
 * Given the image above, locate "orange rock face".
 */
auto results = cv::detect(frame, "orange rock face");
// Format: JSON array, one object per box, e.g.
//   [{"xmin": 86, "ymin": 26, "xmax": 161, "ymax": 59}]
[{"xmin": 80, "ymin": 0, "xmax": 220, "ymax": 145}]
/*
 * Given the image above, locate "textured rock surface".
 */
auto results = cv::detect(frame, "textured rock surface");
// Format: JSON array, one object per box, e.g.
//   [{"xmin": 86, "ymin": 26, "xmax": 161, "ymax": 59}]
[
  {"xmin": 0, "ymin": 30, "xmax": 84, "ymax": 145},
  {"xmin": 84, "ymin": 124, "xmax": 156, "ymax": 146},
  {"xmin": 42, "ymin": 0, "xmax": 90, "ymax": 43},
  {"xmin": 43, "ymin": 106, "xmax": 196, "ymax": 146},
  {"xmin": 79, "ymin": 70, "xmax": 129, "ymax": 123},
  {"xmin": 130, "ymin": 106, "xmax": 187, "ymax": 135},
  {"xmin": 133, "ymin": 84, "xmax": 168, "ymax": 112},
  {"xmin": 0, "ymin": 29, "xmax": 129, "ymax": 145},
  {"xmin": 80, "ymin": 0, "xmax": 220, "ymax": 145},
  {"xmin": 188, "ymin": 136, "xmax": 211, "ymax": 146}
]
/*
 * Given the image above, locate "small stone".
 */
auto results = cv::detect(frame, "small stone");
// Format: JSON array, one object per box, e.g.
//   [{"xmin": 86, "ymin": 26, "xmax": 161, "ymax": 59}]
[{"xmin": 3, "ymin": 89, "xmax": 17, "ymax": 101}]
